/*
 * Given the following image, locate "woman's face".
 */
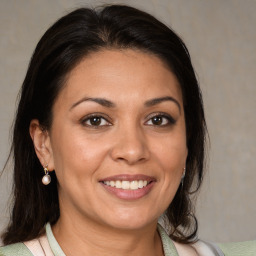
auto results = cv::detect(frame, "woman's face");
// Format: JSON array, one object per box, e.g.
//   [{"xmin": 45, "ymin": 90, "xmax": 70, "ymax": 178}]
[{"xmin": 46, "ymin": 49, "xmax": 187, "ymax": 230}]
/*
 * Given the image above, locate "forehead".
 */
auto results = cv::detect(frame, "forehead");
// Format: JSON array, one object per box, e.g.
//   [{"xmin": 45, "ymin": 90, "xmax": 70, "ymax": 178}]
[{"xmin": 56, "ymin": 49, "xmax": 183, "ymax": 106}]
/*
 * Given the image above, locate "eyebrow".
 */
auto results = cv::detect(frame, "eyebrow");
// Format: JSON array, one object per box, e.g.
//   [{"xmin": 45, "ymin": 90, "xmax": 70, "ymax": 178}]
[
  {"xmin": 145, "ymin": 96, "xmax": 181, "ymax": 112},
  {"xmin": 70, "ymin": 97, "xmax": 116, "ymax": 110},
  {"xmin": 70, "ymin": 96, "xmax": 181, "ymax": 112}
]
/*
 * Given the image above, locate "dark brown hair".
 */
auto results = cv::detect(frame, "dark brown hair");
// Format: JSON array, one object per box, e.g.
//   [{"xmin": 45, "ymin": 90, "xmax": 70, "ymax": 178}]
[{"xmin": 1, "ymin": 4, "xmax": 207, "ymax": 245}]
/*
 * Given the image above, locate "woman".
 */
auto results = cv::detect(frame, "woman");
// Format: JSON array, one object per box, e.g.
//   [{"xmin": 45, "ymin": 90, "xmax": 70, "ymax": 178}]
[{"xmin": 0, "ymin": 4, "xmax": 254, "ymax": 256}]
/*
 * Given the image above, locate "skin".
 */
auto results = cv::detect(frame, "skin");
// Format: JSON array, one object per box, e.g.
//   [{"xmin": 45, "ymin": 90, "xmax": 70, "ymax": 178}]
[{"xmin": 30, "ymin": 49, "xmax": 197, "ymax": 255}]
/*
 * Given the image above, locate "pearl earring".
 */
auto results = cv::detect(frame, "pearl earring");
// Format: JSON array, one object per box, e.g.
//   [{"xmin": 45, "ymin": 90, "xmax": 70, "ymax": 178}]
[
  {"xmin": 42, "ymin": 165, "xmax": 51, "ymax": 185},
  {"xmin": 181, "ymin": 167, "xmax": 186, "ymax": 187},
  {"xmin": 181, "ymin": 167, "xmax": 186, "ymax": 180}
]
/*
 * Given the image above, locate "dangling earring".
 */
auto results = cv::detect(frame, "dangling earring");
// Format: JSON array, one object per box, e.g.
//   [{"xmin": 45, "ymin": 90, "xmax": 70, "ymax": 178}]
[
  {"xmin": 42, "ymin": 165, "xmax": 51, "ymax": 185},
  {"xmin": 181, "ymin": 167, "xmax": 186, "ymax": 187}
]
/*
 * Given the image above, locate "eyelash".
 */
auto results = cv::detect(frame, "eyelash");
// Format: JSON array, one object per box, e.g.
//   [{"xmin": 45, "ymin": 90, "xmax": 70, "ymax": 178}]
[
  {"xmin": 80, "ymin": 112, "xmax": 176, "ymax": 128},
  {"xmin": 80, "ymin": 113, "xmax": 112, "ymax": 128},
  {"xmin": 145, "ymin": 112, "xmax": 176, "ymax": 127}
]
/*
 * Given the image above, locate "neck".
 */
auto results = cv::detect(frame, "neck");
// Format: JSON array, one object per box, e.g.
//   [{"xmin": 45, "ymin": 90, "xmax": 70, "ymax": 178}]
[{"xmin": 52, "ymin": 214, "xmax": 164, "ymax": 256}]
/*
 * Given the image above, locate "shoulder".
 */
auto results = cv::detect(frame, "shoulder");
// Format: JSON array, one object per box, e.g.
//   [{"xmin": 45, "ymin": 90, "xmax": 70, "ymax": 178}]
[
  {"xmin": 174, "ymin": 240, "xmax": 226, "ymax": 256},
  {"xmin": 0, "ymin": 242, "xmax": 33, "ymax": 256},
  {"xmin": 218, "ymin": 240, "xmax": 256, "ymax": 256},
  {"xmin": 173, "ymin": 241, "xmax": 198, "ymax": 256}
]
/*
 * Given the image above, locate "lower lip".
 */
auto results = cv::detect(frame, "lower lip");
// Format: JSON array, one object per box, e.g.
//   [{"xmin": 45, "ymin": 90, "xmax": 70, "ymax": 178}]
[{"xmin": 101, "ymin": 182, "xmax": 155, "ymax": 200}]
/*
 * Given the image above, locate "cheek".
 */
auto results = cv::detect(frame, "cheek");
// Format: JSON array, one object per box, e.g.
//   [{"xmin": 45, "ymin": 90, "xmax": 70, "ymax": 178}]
[
  {"xmin": 156, "ymin": 142, "xmax": 186, "ymax": 207},
  {"xmin": 153, "ymin": 135, "xmax": 187, "ymax": 169},
  {"xmin": 152, "ymin": 132, "xmax": 187, "ymax": 194},
  {"xmin": 50, "ymin": 128, "xmax": 110, "ymax": 180}
]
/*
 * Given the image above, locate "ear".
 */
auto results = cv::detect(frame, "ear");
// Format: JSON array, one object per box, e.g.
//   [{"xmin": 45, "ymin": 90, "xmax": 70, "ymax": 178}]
[{"xmin": 29, "ymin": 119, "xmax": 55, "ymax": 171}]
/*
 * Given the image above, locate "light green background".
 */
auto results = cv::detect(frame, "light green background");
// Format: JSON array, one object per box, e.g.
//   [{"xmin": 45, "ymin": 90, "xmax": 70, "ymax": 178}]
[{"xmin": 0, "ymin": 0, "xmax": 255, "ymax": 243}]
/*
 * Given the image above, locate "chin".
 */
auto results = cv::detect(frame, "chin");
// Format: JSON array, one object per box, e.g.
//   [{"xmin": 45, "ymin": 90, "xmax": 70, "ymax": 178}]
[{"xmin": 102, "ymin": 210, "xmax": 159, "ymax": 231}]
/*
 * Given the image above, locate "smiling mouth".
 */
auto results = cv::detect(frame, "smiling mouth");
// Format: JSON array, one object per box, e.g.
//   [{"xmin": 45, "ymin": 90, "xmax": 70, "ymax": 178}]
[
  {"xmin": 99, "ymin": 174, "xmax": 156, "ymax": 200},
  {"xmin": 102, "ymin": 180, "xmax": 150, "ymax": 190}
]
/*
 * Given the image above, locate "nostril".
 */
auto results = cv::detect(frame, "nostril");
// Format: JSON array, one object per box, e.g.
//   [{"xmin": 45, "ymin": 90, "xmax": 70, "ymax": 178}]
[{"xmin": 110, "ymin": 149, "xmax": 149, "ymax": 164}]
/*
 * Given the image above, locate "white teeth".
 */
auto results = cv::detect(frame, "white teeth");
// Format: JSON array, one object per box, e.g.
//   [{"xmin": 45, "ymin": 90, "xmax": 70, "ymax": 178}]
[
  {"xmin": 138, "ymin": 180, "xmax": 144, "ymax": 188},
  {"xmin": 103, "ymin": 180, "xmax": 149, "ymax": 190},
  {"xmin": 122, "ymin": 181, "xmax": 130, "ymax": 189},
  {"xmin": 116, "ymin": 180, "xmax": 122, "ymax": 188},
  {"xmin": 130, "ymin": 181, "xmax": 138, "ymax": 190}
]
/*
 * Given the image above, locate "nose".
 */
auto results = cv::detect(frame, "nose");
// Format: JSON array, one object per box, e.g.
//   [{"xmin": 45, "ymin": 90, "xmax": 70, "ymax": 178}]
[{"xmin": 110, "ymin": 125, "xmax": 150, "ymax": 165}]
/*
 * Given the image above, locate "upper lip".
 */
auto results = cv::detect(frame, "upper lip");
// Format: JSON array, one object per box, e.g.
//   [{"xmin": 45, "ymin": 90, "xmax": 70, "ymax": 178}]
[{"xmin": 99, "ymin": 174, "xmax": 156, "ymax": 182}]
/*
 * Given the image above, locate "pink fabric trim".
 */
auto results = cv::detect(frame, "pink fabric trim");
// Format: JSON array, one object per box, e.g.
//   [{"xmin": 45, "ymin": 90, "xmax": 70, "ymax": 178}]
[{"xmin": 24, "ymin": 234, "xmax": 54, "ymax": 256}]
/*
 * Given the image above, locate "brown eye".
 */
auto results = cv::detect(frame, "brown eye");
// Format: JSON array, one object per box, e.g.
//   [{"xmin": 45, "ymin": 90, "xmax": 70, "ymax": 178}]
[
  {"xmin": 82, "ymin": 115, "xmax": 110, "ymax": 127},
  {"xmin": 152, "ymin": 116, "xmax": 164, "ymax": 125},
  {"xmin": 89, "ymin": 117, "xmax": 102, "ymax": 126},
  {"xmin": 145, "ymin": 113, "xmax": 176, "ymax": 126}
]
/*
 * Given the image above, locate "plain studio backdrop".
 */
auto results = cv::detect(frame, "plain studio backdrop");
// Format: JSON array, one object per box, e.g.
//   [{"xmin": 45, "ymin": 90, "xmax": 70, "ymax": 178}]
[{"xmin": 0, "ymin": 0, "xmax": 255, "ymax": 244}]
